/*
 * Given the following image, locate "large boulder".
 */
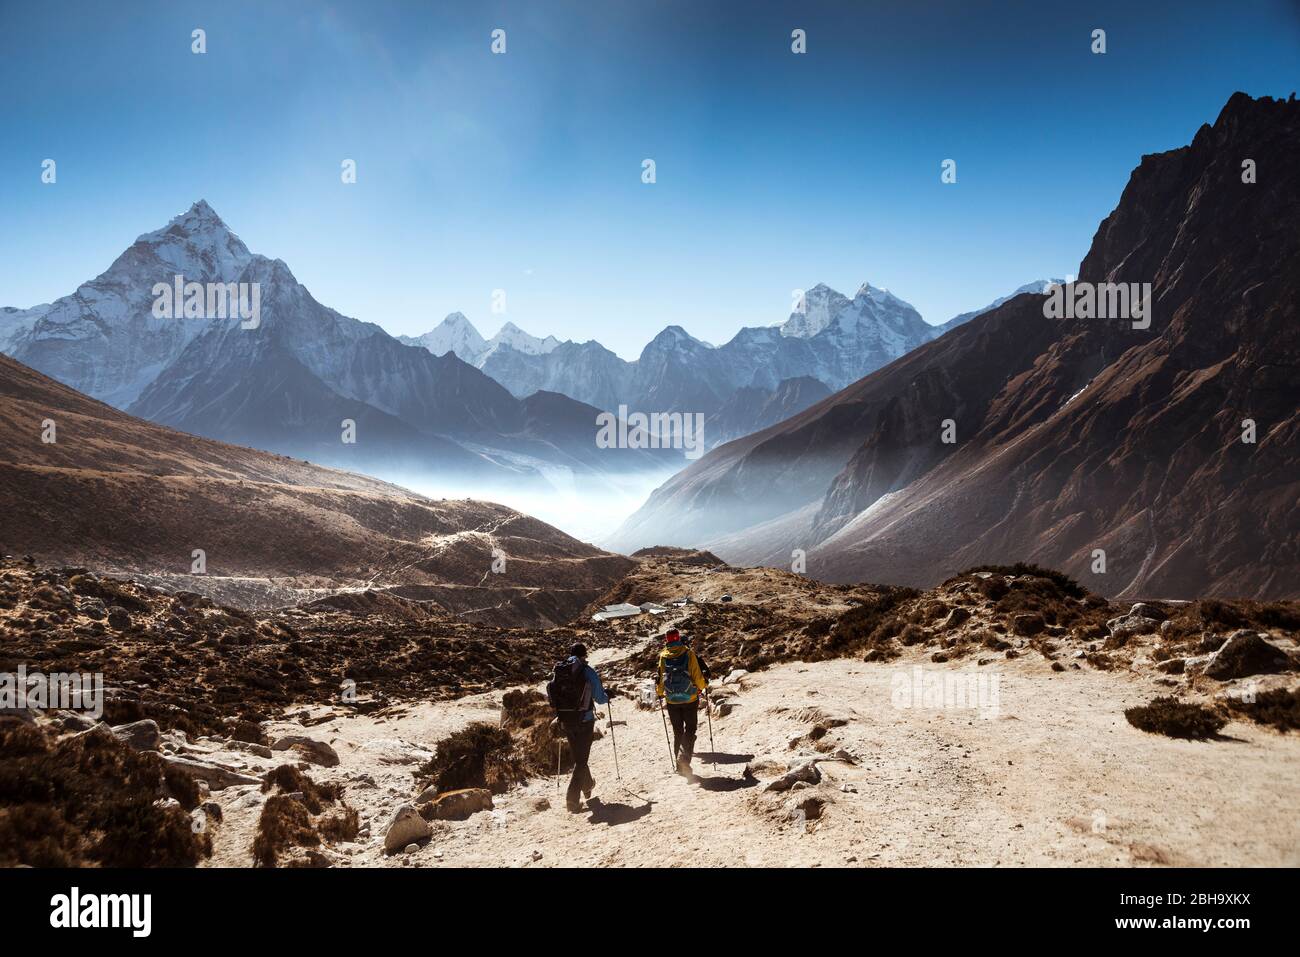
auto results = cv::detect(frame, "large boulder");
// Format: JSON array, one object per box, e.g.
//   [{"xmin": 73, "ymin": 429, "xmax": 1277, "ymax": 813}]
[
  {"xmin": 1127, "ymin": 602, "xmax": 1167, "ymax": 621},
  {"xmin": 270, "ymin": 734, "xmax": 340, "ymax": 767},
  {"xmin": 383, "ymin": 804, "xmax": 431, "ymax": 854},
  {"xmin": 1106, "ymin": 611, "xmax": 1160, "ymax": 642},
  {"xmin": 111, "ymin": 718, "xmax": 161, "ymax": 752},
  {"xmin": 1203, "ymin": 631, "xmax": 1294, "ymax": 681}
]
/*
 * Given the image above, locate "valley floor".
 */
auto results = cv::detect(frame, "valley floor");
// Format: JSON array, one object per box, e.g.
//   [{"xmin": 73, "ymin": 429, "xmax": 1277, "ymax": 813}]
[{"xmin": 206, "ymin": 645, "xmax": 1300, "ymax": 868}]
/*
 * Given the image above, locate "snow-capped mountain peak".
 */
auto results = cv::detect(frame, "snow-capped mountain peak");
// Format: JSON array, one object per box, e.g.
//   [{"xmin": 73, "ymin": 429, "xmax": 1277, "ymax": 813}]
[
  {"xmin": 781, "ymin": 281, "xmax": 921, "ymax": 340},
  {"xmin": 485, "ymin": 321, "xmax": 561, "ymax": 357},
  {"xmin": 130, "ymin": 199, "xmax": 254, "ymax": 279},
  {"xmin": 399, "ymin": 312, "xmax": 488, "ymax": 361},
  {"xmin": 853, "ymin": 281, "xmax": 913, "ymax": 310},
  {"xmin": 781, "ymin": 283, "xmax": 852, "ymax": 338},
  {"xmin": 400, "ymin": 315, "xmax": 562, "ymax": 364}
]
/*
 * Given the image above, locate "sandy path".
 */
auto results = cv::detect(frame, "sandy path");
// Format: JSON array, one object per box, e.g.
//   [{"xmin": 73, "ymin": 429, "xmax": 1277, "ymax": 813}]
[{"xmin": 206, "ymin": 648, "xmax": 1300, "ymax": 868}]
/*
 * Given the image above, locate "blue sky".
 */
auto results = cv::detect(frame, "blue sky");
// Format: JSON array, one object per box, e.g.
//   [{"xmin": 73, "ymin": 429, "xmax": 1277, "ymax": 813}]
[{"xmin": 2, "ymin": 0, "xmax": 1297, "ymax": 358}]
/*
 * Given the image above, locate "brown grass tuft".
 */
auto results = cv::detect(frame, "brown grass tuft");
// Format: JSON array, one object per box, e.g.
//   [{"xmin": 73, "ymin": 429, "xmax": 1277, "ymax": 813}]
[{"xmin": 1124, "ymin": 697, "xmax": 1226, "ymax": 739}]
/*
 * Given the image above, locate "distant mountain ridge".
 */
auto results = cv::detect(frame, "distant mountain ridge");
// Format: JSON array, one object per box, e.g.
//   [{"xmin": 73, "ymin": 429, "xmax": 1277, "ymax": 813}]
[
  {"xmin": 0, "ymin": 350, "xmax": 634, "ymax": 624},
  {"xmin": 401, "ymin": 279, "xmax": 1056, "ymax": 448},
  {"xmin": 397, "ymin": 314, "xmax": 560, "ymax": 365},
  {"xmin": 608, "ymin": 92, "xmax": 1300, "ymax": 600},
  {"xmin": 0, "ymin": 202, "xmax": 681, "ymax": 501}
]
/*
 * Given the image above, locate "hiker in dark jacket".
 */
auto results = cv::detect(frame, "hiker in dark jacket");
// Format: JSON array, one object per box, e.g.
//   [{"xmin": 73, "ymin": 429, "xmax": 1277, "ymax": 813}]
[
  {"xmin": 656, "ymin": 629, "xmax": 708, "ymax": 775},
  {"xmin": 547, "ymin": 643, "xmax": 611, "ymax": 813}
]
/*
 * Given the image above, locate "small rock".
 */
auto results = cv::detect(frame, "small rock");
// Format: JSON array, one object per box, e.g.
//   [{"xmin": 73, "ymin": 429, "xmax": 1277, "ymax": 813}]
[
  {"xmin": 106, "ymin": 607, "xmax": 132, "ymax": 631},
  {"xmin": 1012, "ymin": 613, "xmax": 1045, "ymax": 637},
  {"xmin": 420, "ymin": 787, "xmax": 494, "ymax": 821},
  {"xmin": 404, "ymin": 843, "xmax": 419, "ymax": 855},
  {"xmin": 1198, "ymin": 632, "xmax": 1226, "ymax": 653},
  {"xmin": 224, "ymin": 738, "xmax": 274, "ymax": 758},
  {"xmin": 111, "ymin": 719, "xmax": 162, "ymax": 752},
  {"xmin": 941, "ymin": 606, "xmax": 972, "ymax": 630},
  {"xmin": 162, "ymin": 755, "xmax": 262, "ymax": 790},
  {"xmin": 270, "ymin": 734, "xmax": 340, "ymax": 767},
  {"xmin": 764, "ymin": 761, "xmax": 821, "ymax": 793},
  {"xmin": 383, "ymin": 804, "xmax": 431, "ymax": 855},
  {"xmin": 56, "ymin": 710, "xmax": 98, "ymax": 733}
]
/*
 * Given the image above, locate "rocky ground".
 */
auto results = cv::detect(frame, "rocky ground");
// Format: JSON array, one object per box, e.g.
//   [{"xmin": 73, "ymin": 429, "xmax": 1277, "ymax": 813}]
[{"xmin": 1, "ymin": 552, "xmax": 1297, "ymax": 867}]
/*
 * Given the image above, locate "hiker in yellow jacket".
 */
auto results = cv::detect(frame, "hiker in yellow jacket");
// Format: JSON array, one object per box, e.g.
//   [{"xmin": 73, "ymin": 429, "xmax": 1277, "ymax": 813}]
[{"xmin": 657, "ymin": 628, "xmax": 708, "ymax": 775}]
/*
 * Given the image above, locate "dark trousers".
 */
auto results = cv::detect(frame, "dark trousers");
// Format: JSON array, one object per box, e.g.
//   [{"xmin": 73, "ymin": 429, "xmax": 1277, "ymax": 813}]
[
  {"xmin": 561, "ymin": 718, "xmax": 594, "ymax": 803},
  {"xmin": 667, "ymin": 702, "xmax": 699, "ymax": 764}
]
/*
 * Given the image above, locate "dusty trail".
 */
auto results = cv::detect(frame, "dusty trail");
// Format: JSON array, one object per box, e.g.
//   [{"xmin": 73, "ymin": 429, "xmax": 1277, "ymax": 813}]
[{"xmin": 206, "ymin": 646, "xmax": 1300, "ymax": 868}]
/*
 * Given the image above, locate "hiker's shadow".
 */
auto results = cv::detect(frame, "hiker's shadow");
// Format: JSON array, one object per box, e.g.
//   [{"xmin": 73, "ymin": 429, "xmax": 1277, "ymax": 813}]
[
  {"xmin": 694, "ymin": 774, "xmax": 758, "ymax": 793},
  {"xmin": 586, "ymin": 797, "xmax": 651, "ymax": 826},
  {"xmin": 694, "ymin": 752, "xmax": 753, "ymax": 765}
]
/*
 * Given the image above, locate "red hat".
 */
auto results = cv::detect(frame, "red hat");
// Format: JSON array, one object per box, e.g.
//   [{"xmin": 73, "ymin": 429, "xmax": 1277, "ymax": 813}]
[{"xmin": 664, "ymin": 629, "xmax": 681, "ymax": 643}]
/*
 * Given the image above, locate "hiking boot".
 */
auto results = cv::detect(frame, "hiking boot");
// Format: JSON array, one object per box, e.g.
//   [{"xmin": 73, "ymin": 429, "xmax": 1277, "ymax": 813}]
[
  {"xmin": 581, "ymin": 774, "xmax": 595, "ymax": 798},
  {"xmin": 676, "ymin": 757, "xmax": 692, "ymax": 776},
  {"xmin": 566, "ymin": 795, "xmax": 583, "ymax": 813}
]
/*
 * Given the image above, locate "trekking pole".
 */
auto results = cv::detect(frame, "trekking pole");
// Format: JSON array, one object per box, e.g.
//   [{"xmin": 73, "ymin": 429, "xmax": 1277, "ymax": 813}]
[
  {"xmin": 555, "ymin": 737, "xmax": 561, "ymax": 794},
  {"xmin": 606, "ymin": 701, "xmax": 621, "ymax": 780},
  {"xmin": 704, "ymin": 690, "xmax": 717, "ymax": 771},
  {"xmin": 659, "ymin": 698, "xmax": 675, "ymax": 771}
]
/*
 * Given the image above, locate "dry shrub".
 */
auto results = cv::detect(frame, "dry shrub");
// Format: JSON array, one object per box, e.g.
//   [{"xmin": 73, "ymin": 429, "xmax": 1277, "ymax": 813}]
[
  {"xmin": 416, "ymin": 721, "xmax": 526, "ymax": 795},
  {"xmin": 230, "ymin": 719, "xmax": 269, "ymax": 746},
  {"xmin": 1195, "ymin": 598, "xmax": 1300, "ymax": 632},
  {"xmin": 899, "ymin": 623, "xmax": 928, "ymax": 646},
  {"xmin": 501, "ymin": 689, "xmax": 572, "ymax": 775},
  {"xmin": 980, "ymin": 631, "xmax": 1012, "ymax": 651},
  {"xmin": 803, "ymin": 617, "xmax": 834, "ymax": 639},
  {"xmin": 253, "ymin": 766, "xmax": 355, "ymax": 866},
  {"xmin": 262, "ymin": 764, "xmax": 342, "ymax": 813},
  {"xmin": 0, "ymin": 718, "xmax": 211, "ymax": 867},
  {"xmin": 1222, "ymin": 688, "xmax": 1300, "ymax": 732},
  {"xmin": 253, "ymin": 794, "xmax": 320, "ymax": 867},
  {"xmin": 164, "ymin": 764, "xmax": 202, "ymax": 811},
  {"xmin": 319, "ymin": 806, "xmax": 360, "ymax": 842},
  {"xmin": 833, "ymin": 587, "xmax": 921, "ymax": 658},
  {"xmin": 1124, "ymin": 697, "xmax": 1226, "ymax": 739},
  {"xmin": 958, "ymin": 563, "xmax": 1086, "ymax": 599}
]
